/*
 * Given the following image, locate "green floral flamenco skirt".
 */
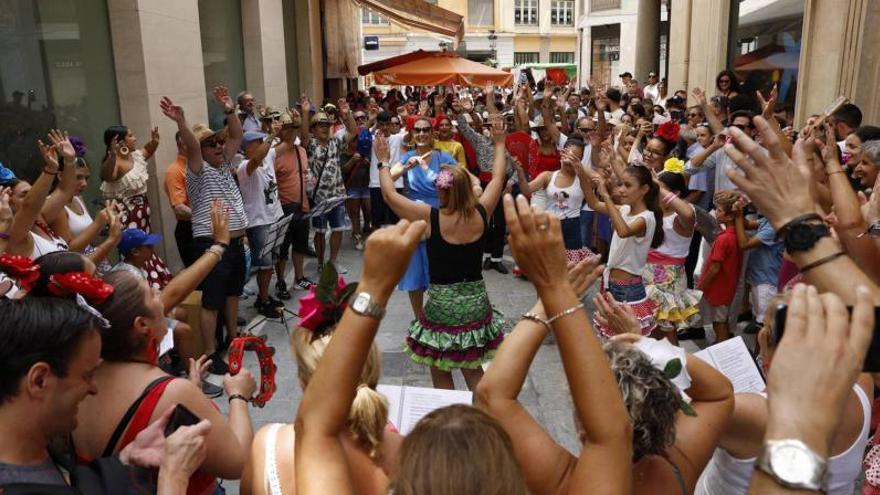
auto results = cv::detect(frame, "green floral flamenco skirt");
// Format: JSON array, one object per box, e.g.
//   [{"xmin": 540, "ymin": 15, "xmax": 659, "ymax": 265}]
[{"xmin": 405, "ymin": 280, "xmax": 505, "ymax": 371}]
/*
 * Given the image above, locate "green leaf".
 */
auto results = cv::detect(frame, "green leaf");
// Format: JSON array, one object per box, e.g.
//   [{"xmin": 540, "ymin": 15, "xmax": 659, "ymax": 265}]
[
  {"xmin": 315, "ymin": 263, "xmax": 338, "ymax": 303},
  {"xmin": 663, "ymin": 358, "xmax": 683, "ymax": 380},
  {"xmin": 679, "ymin": 398, "xmax": 698, "ymax": 417},
  {"xmin": 336, "ymin": 282, "xmax": 359, "ymax": 305}
]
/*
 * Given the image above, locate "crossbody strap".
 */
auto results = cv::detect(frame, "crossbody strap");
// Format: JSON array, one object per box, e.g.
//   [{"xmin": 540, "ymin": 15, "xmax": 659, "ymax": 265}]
[
  {"xmin": 100, "ymin": 376, "xmax": 173, "ymax": 458},
  {"xmin": 293, "ymin": 145, "xmax": 305, "ymax": 204}
]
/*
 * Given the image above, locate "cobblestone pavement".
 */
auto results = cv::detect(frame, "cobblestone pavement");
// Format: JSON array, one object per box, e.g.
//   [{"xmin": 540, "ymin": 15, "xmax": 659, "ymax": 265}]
[{"xmin": 210, "ymin": 240, "xmax": 717, "ymax": 494}]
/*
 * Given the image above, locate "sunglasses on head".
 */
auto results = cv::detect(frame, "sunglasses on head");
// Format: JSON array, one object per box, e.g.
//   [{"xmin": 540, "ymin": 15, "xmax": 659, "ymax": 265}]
[{"xmin": 413, "ymin": 126, "xmax": 432, "ymax": 134}]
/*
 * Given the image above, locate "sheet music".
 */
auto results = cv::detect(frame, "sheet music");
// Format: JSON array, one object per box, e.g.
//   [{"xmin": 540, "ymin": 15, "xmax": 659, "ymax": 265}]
[
  {"xmin": 377, "ymin": 384, "xmax": 472, "ymax": 435},
  {"xmin": 694, "ymin": 336, "xmax": 765, "ymax": 394}
]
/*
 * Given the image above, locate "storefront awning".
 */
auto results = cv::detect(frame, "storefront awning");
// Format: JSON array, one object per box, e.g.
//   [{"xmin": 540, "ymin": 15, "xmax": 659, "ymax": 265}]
[{"xmin": 354, "ymin": 0, "xmax": 464, "ymax": 40}]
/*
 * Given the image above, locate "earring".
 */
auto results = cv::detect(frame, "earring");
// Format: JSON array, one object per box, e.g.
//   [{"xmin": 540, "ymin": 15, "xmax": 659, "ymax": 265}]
[{"xmin": 119, "ymin": 145, "xmax": 130, "ymax": 156}]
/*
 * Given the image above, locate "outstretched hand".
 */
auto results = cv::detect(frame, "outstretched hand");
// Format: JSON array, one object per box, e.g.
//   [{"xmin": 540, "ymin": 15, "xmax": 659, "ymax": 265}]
[
  {"xmin": 212, "ymin": 86, "xmax": 234, "ymax": 112},
  {"xmin": 723, "ymin": 117, "xmax": 815, "ymax": 230},
  {"xmin": 48, "ymin": 129, "xmax": 75, "ymax": 163},
  {"xmin": 594, "ymin": 292, "xmax": 640, "ymax": 335},
  {"xmin": 502, "ymin": 194, "xmax": 568, "ymax": 289},
  {"xmin": 765, "ymin": 284, "xmax": 874, "ymax": 454},
  {"xmin": 160, "ymin": 97, "xmax": 186, "ymax": 124},
  {"xmin": 361, "ymin": 219, "xmax": 427, "ymax": 297}
]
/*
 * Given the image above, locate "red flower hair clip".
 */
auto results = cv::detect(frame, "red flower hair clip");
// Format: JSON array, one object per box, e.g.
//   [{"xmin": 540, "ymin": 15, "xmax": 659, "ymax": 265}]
[
  {"xmin": 0, "ymin": 255, "xmax": 40, "ymax": 291},
  {"xmin": 655, "ymin": 120, "xmax": 680, "ymax": 143},
  {"xmin": 297, "ymin": 263, "xmax": 358, "ymax": 337},
  {"xmin": 48, "ymin": 272, "xmax": 114, "ymax": 305}
]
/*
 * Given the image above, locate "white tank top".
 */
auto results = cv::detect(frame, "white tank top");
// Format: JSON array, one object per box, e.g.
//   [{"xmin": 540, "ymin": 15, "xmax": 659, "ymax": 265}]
[
  {"xmin": 263, "ymin": 423, "xmax": 285, "ymax": 495},
  {"xmin": 545, "ymin": 171, "xmax": 584, "ymax": 220},
  {"xmin": 694, "ymin": 385, "xmax": 871, "ymax": 495},
  {"xmin": 65, "ymin": 197, "xmax": 93, "ymax": 238},
  {"xmin": 654, "ymin": 209, "xmax": 694, "ymax": 259},
  {"xmin": 30, "ymin": 231, "xmax": 69, "ymax": 259}
]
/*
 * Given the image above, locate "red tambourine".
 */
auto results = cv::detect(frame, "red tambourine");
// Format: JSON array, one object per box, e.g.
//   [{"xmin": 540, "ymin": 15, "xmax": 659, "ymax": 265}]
[{"xmin": 227, "ymin": 335, "xmax": 277, "ymax": 408}]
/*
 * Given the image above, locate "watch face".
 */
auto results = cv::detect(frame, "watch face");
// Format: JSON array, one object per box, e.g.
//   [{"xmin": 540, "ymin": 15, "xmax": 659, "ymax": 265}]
[
  {"xmin": 771, "ymin": 444, "xmax": 816, "ymax": 485},
  {"xmin": 787, "ymin": 223, "xmax": 816, "ymax": 249},
  {"xmin": 352, "ymin": 294, "xmax": 370, "ymax": 313}
]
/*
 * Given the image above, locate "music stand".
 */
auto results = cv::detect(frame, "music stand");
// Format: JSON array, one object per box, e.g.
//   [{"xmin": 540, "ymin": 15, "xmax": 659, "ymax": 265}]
[{"xmin": 245, "ymin": 213, "xmax": 299, "ymax": 334}]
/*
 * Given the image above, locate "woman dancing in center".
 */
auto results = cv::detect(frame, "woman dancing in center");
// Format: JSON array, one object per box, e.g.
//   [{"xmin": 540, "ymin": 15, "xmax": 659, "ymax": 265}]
[{"xmin": 375, "ymin": 115, "xmax": 508, "ymax": 390}]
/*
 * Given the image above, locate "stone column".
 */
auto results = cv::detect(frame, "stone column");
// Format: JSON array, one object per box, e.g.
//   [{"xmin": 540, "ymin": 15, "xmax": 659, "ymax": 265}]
[
  {"xmin": 294, "ymin": 0, "xmax": 324, "ymax": 104},
  {"xmin": 666, "ymin": 0, "xmax": 692, "ymax": 92},
  {"xmin": 242, "ymin": 0, "xmax": 289, "ymax": 108},
  {"xmin": 633, "ymin": 0, "xmax": 660, "ymax": 80},
  {"xmin": 795, "ymin": 0, "xmax": 880, "ymax": 126},
  {"xmin": 107, "ymin": 0, "xmax": 209, "ymax": 271},
  {"xmin": 684, "ymin": 0, "xmax": 730, "ymax": 102}
]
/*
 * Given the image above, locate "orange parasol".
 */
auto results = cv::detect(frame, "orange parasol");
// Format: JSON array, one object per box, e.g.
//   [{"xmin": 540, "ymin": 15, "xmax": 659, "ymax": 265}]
[{"xmin": 370, "ymin": 52, "xmax": 513, "ymax": 87}]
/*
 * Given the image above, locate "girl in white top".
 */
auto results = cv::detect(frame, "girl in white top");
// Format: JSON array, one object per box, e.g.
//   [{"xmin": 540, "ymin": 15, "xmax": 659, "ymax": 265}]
[
  {"xmin": 583, "ymin": 164, "xmax": 663, "ymax": 337},
  {"xmin": 643, "ymin": 171, "xmax": 702, "ymax": 343},
  {"xmin": 695, "ymin": 294, "xmax": 872, "ymax": 495},
  {"xmin": 48, "ymin": 149, "xmax": 122, "ymax": 265},
  {"xmin": 514, "ymin": 136, "xmax": 595, "ymax": 263}
]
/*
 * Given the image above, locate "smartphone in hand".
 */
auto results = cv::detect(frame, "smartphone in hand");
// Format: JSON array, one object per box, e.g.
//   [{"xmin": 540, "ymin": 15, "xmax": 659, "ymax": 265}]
[{"xmin": 164, "ymin": 404, "xmax": 201, "ymax": 437}]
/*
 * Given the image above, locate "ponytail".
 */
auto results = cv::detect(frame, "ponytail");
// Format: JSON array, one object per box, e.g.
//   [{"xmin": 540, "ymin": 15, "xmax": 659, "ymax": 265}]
[{"xmin": 348, "ymin": 384, "xmax": 390, "ymax": 459}]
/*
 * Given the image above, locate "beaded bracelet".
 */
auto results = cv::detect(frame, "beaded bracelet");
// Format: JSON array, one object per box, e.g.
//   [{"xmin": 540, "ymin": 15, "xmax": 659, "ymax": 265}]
[{"xmin": 522, "ymin": 302, "xmax": 585, "ymax": 330}]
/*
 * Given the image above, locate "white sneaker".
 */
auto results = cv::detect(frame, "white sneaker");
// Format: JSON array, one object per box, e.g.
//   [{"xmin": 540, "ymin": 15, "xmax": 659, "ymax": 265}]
[{"xmin": 332, "ymin": 262, "xmax": 348, "ymax": 274}]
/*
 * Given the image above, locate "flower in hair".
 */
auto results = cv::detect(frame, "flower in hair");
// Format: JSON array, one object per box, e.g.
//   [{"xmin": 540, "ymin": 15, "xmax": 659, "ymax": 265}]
[
  {"xmin": 655, "ymin": 120, "xmax": 680, "ymax": 143},
  {"xmin": 297, "ymin": 263, "xmax": 358, "ymax": 336},
  {"xmin": 663, "ymin": 157, "xmax": 685, "ymax": 175},
  {"xmin": 0, "ymin": 255, "xmax": 40, "ymax": 291},
  {"xmin": 633, "ymin": 338, "xmax": 697, "ymax": 417},
  {"xmin": 435, "ymin": 168, "xmax": 455, "ymax": 190},
  {"xmin": 47, "ymin": 272, "xmax": 114, "ymax": 305}
]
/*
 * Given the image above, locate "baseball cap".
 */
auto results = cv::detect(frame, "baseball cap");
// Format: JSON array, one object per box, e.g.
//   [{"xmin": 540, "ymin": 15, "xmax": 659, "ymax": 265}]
[
  {"xmin": 118, "ymin": 228, "xmax": 162, "ymax": 255},
  {"xmin": 241, "ymin": 131, "xmax": 267, "ymax": 147}
]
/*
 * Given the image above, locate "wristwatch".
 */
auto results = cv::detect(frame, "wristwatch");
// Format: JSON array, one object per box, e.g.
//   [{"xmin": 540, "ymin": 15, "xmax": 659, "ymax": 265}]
[
  {"xmin": 783, "ymin": 221, "xmax": 830, "ymax": 253},
  {"xmin": 349, "ymin": 292, "xmax": 386, "ymax": 320},
  {"xmin": 756, "ymin": 439, "xmax": 827, "ymax": 491},
  {"xmin": 377, "ymin": 162, "xmax": 386, "ymax": 170}
]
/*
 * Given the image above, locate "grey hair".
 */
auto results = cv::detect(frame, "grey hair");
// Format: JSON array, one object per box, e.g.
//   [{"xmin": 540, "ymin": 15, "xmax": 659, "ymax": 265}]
[
  {"xmin": 604, "ymin": 342, "xmax": 679, "ymax": 461},
  {"xmin": 679, "ymin": 127, "xmax": 697, "ymax": 145},
  {"xmin": 236, "ymin": 90, "xmax": 251, "ymax": 105},
  {"xmin": 862, "ymin": 140, "xmax": 880, "ymax": 166}
]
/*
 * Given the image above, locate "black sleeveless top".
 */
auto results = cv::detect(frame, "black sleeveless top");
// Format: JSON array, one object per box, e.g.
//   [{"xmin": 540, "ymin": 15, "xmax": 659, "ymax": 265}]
[{"xmin": 427, "ymin": 205, "xmax": 488, "ymax": 285}]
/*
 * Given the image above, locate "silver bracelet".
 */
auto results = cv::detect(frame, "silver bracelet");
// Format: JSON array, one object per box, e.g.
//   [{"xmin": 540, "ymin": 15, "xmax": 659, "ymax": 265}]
[{"xmin": 207, "ymin": 245, "xmax": 225, "ymax": 259}]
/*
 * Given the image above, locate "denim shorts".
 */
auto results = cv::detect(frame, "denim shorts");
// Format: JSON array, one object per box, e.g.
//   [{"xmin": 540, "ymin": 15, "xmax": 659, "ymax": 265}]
[
  {"xmin": 607, "ymin": 277, "xmax": 647, "ymax": 302},
  {"xmin": 311, "ymin": 203, "xmax": 348, "ymax": 233},
  {"xmin": 347, "ymin": 186, "xmax": 370, "ymax": 199},
  {"xmin": 246, "ymin": 223, "xmax": 275, "ymax": 270}
]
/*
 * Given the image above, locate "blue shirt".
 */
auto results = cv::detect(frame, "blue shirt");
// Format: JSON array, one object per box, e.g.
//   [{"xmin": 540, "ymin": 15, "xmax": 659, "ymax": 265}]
[
  {"xmin": 401, "ymin": 149, "xmax": 457, "ymax": 207},
  {"xmin": 746, "ymin": 217, "xmax": 784, "ymax": 286}
]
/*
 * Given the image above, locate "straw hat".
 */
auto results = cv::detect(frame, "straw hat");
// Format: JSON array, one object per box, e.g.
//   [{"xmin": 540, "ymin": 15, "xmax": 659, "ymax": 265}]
[
  {"xmin": 311, "ymin": 111, "xmax": 333, "ymax": 127},
  {"xmin": 192, "ymin": 123, "xmax": 222, "ymax": 143}
]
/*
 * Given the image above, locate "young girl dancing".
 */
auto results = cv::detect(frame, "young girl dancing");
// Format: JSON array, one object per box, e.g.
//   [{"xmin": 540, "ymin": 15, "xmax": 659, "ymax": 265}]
[
  {"xmin": 643, "ymin": 171, "xmax": 701, "ymax": 344},
  {"xmin": 583, "ymin": 164, "xmax": 663, "ymax": 337}
]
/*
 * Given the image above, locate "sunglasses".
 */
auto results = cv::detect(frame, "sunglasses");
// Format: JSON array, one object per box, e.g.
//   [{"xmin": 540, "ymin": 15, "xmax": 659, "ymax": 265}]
[
  {"xmin": 355, "ymin": 115, "xmax": 367, "ymax": 120},
  {"xmin": 687, "ymin": 113, "xmax": 701, "ymax": 118},
  {"xmin": 413, "ymin": 127, "xmax": 432, "ymax": 134},
  {"xmin": 578, "ymin": 127, "xmax": 595, "ymax": 133},
  {"xmin": 202, "ymin": 139, "xmax": 225, "ymax": 148}
]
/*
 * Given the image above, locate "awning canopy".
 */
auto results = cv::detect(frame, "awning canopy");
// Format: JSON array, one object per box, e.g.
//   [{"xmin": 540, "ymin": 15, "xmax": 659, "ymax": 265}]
[
  {"xmin": 355, "ymin": 0, "xmax": 464, "ymax": 40},
  {"xmin": 368, "ymin": 52, "xmax": 514, "ymax": 87},
  {"xmin": 357, "ymin": 49, "xmax": 436, "ymax": 76}
]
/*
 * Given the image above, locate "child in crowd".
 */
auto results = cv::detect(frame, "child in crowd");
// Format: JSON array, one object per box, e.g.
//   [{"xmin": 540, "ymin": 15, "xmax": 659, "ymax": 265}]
[
  {"xmin": 733, "ymin": 198, "xmax": 784, "ymax": 334},
  {"xmin": 697, "ymin": 190, "xmax": 743, "ymax": 342},
  {"xmin": 584, "ymin": 164, "xmax": 663, "ymax": 337}
]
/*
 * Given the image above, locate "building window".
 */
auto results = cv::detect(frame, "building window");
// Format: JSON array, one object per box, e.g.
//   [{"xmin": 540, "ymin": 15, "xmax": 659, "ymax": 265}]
[
  {"xmin": 514, "ymin": 52, "xmax": 540, "ymax": 65},
  {"xmin": 551, "ymin": 0, "xmax": 574, "ymax": 26},
  {"xmin": 0, "ymin": 0, "xmax": 120, "ymax": 189},
  {"xmin": 590, "ymin": 0, "xmax": 620, "ymax": 11},
  {"xmin": 468, "ymin": 0, "xmax": 494, "ymax": 26},
  {"xmin": 199, "ymin": 0, "xmax": 247, "ymax": 129},
  {"xmin": 514, "ymin": 0, "xmax": 538, "ymax": 25},
  {"xmin": 361, "ymin": 7, "xmax": 388, "ymax": 25},
  {"xmin": 550, "ymin": 52, "xmax": 574, "ymax": 63}
]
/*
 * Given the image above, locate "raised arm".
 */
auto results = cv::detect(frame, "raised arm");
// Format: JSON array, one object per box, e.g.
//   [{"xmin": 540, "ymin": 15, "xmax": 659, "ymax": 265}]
[
  {"xmin": 213, "ymin": 86, "xmax": 242, "ymax": 158},
  {"xmin": 503, "ymin": 195, "xmax": 632, "ymax": 495},
  {"xmin": 478, "ymin": 116, "xmax": 509, "ymax": 215},
  {"xmin": 541, "ymin": 86, "xmax": 561, "ymax": 146},
  {"xmin": 40, "ymin": 130, "xmax": 79, "ymax": 224},
  {"xmin": 160, "ymin": 200, "xmax": 229, "ymax": 312},
  {"xmin": 6, "ymin": 140, "xmax": 60, "ymax": 256},
  {"xmin": 662, "ymin": 185, "xmax": 696, "ymax": 235},
  {"xmin": 244, "ymin": 132, "xmax": 276, "ymax": 176},
  {"xmin": 374, "ymin": 135, "xmax": 430, "ymax": 222},
  {"xmin": 299, "ymin": 95, "xmax": 313, "ymax": 146},
  {"xmin": 295, "ymin": 220, "xmax": 426, "ymax": 495},
  {"xmin": 581, "ymin": 168, "xmax": 609, "ymax": 214},
  {"xmin": 476, "ymin": 259, "xmax": 608, "ymax": 495},
  {"xmin": 160, "ymin": 97, "xmax": 202, "ymax": 175},
  {"xmin": 0, "ymin": 188, "xmax": 12, "ymax": 254},
  {"xmin": 143, "ymin": 126, "xmax": 160, "ymax": 160},
  {"xmin": 338, "ymin": 99, "xmax": 357, "ymax": 146},
  {"xmin": 692, "ymin": 87, "xmax": 723, "ymax": 135},
  {"xmin": 84, "ymin": 204, "xmax": 122, "ymax": 264},
  {"xmin": 100, "ymin": 137, "xmax": 121, "ymax": 182}
]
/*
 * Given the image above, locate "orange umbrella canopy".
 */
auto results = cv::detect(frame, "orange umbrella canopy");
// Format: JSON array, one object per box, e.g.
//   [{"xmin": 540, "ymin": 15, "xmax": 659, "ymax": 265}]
[{"xmin": 370, "ymin": 52, "xmax": 513, "ymax": 87}]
